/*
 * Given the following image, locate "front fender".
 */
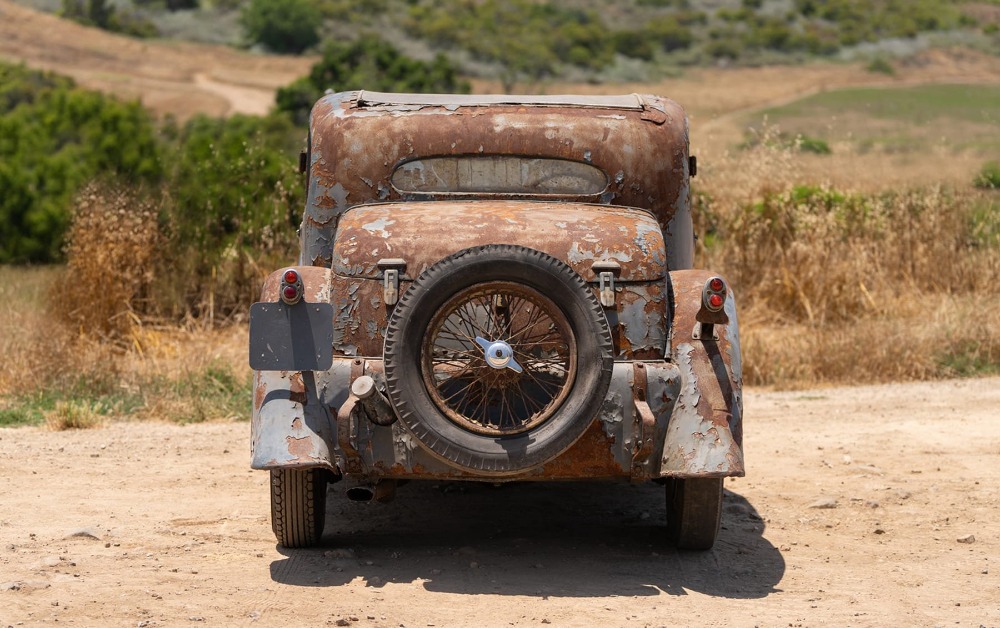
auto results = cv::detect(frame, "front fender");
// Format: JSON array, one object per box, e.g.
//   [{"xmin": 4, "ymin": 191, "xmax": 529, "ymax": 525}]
[{"xmin": 659, "ymin": 269, "xmax": 745, "ymax": 478}]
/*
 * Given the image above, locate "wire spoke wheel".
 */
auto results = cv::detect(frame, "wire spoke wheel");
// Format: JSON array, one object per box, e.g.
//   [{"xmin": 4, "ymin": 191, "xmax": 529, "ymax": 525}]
[
  {"xmin": 384, "ymin": 245, "xmax": 613, "ymax": 475},
  {"xmin": 422, "ymin": 282, "xmax": 576, "ymax": 436}
]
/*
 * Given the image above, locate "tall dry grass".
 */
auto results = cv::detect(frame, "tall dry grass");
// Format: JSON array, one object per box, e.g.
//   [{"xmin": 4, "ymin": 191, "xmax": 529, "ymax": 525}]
[
  {"xmin": 53, "ymin": 182, "xmax": 160, "ymax": 345},
  {"xmin": 696, "ymin": 124, "xmax": 1000, "ymax": 387},
  {"xmin": 0, "ymin": 184, "xmax": 251, "ymax": 423}
]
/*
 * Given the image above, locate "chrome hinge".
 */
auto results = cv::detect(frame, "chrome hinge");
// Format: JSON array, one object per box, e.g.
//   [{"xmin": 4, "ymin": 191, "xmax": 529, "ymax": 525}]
[
  {"xmin": 592, "ymin": 260, "xmax": 622, "ymax": 308},
  {"xmin": 377, "ymin": 258, "xmax": 406, "ymax": 306}
]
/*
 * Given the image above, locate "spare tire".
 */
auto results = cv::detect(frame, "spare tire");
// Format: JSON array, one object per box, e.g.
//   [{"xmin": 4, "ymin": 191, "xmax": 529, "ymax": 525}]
[{"xmin": 384, "ymin": 245, "xmax": 613, "ymax": 475}]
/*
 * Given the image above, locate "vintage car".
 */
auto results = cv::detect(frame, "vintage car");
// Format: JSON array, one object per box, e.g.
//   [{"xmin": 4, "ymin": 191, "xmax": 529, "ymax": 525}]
[{"xmin": 249, "ymin": 91, "xmax": 744, "ymax": 551}]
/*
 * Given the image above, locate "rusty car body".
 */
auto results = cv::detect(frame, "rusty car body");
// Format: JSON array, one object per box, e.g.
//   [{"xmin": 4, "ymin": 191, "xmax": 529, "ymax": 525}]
[{"xmin": 249, "ymin": 91, "xmax": 744, "ymax": 550}]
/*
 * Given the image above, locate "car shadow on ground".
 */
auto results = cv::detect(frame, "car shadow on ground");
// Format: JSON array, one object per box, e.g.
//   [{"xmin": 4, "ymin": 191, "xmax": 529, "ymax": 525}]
[{"xmin": 270, "ymin": 480, "xmax": 783, "ymax": 599}]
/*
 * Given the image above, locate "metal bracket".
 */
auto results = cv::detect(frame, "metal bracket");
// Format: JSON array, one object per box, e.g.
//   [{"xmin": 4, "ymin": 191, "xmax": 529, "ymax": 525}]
[
  {"xmin": 377, "ymin": 258, "xmax": 406, "ymax": 306},
  {"xmin": 592, "ymin": 260, "xmax": 622, "ymax": 309},
  {"xmin": 630, "ymin": 362, "xmax": 656, "ymax": 481},
  {"xmin": 691, "ymin": 322, "xmax": 720, "ymax": 341}
]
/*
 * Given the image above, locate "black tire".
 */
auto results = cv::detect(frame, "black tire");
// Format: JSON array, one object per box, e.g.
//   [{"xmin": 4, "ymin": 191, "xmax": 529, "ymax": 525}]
[
  {"xmin": 666, "ymin": 477, "xmax": 724, "ymax": 550},
  {"xmin": 384, "ymin": 245, "xmax": 614, "ymax": 475},
  {"xmin": 270, "ymin": 468, "xmax": 327, "ymax": 548}
]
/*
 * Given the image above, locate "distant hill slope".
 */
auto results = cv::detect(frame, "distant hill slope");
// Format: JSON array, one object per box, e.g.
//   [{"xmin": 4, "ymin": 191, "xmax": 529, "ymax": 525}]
[
  {"xmin": 0, "ymin": 0, "xmax": 313, "ymax": 120},
  {"xmin": 1, "ymin": 0, "xmax": 998, "ymax": 150}
]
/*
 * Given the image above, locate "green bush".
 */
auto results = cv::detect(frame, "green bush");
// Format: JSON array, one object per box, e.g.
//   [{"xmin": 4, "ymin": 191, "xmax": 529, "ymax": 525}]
[
  {"xmin": 866, "ymin": 57, "xmax": 895, "ymax": 75},
  {"xmin": 646, "ymin": 16, "xmax": 695, "ymax": 52},
  {"xmin": 798, "ymin": 135, "xmax": 832, "ymax": 154},
  {"xmin": 154, "ymin": 113, "xmax": 304, "ymax": 318},
  {"xmin": 792, "ymin": 0, "xmax": 964, "ymax": 45},
  {"xmin": 240, "ymin": 0, "xmax": 321, "ymax": 54},
  {"xmin": 0, "ymin": 61, "xmax": 305, "ymax": 320},
  {"xmin": 61, "ymin": 0, "xmax": 159, "ymax": 38},
  {"xmin": 276, "ymin": 35, "xmax": 470, "ymax": 125},
  {"xmin": 974, "ymin": 162, "xmax": 1000, "ymax": 190},
  {"xmin": 404, "ymin": 0, "xmax": 614, "ymax": 90},
  {"xmin": 0, "ymin": 63, "xmax": 162, "ymax": 264}
]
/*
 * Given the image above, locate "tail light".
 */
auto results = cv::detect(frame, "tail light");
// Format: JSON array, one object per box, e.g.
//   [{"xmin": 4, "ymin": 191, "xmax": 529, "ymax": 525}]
[
  {"xmin": 695, "ymin": 275, "xmax": 730, "ymax": 330},
  {"xmin": 280, "ymin": 269, "xmax": 302, "ymax": 305},
  {"xmin": 703, "ymin": 276, "xmax": 727, "ymax": 312}
]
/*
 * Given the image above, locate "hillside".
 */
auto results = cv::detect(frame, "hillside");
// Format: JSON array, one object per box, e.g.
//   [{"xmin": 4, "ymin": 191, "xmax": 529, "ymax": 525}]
[
  {"xmin": 0, "ymin": 0, "xmax": 313, "ymax": 120},
  {"xmin": 3, "ymin": 1, "xmax": 998, "ymax": 132}
]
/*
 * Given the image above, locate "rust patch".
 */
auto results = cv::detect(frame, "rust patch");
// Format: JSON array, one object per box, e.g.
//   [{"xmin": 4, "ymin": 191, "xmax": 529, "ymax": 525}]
[
  {"xmin": 536, "ymin": 421, "xmax": 624, "ymax": 479},
  {"xmin": 253, "ymin": 374, "xmax": 266, "ymax": 411},
  {"xmin": 286, "ymin": 435, "xmax": 315, "ymax": 461}
]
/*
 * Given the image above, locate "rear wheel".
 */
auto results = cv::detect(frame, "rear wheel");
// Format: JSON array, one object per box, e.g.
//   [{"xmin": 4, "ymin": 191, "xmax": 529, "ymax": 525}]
[
  {"xmin": 270, "ymin": 468, "xmax": 328, "ymax": 548},
  {"xmin": 666, "ymin": 477, "xmax": 723, "ymax": 550}
]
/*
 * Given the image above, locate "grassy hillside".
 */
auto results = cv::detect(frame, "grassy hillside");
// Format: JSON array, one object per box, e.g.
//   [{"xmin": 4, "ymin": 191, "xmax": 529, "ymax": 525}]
[
  {"xmin": 755, "ymin": 83, "xmax": 1000, "ymax": 157},
  {"xmin": 11, "ymin": 0, "xmax": 1000, "ymax": 85}
]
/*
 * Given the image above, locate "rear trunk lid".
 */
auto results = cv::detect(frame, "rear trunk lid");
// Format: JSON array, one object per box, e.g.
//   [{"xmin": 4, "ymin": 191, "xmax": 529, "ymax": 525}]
[{"xmin": 332, "ymin": 200, "xmax": 667, "ymax": 283}]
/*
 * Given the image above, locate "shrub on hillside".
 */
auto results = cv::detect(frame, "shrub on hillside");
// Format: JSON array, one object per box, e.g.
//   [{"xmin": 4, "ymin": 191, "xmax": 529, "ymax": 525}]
[
  {"xmin": 276, "ymin": 35, "xmax": 470, "ymax": 125},
  {"xmin": 404, "ymin": 0, "xmax": 613, "ymax": 90},
  {"xmin": 240, "ymin": 0, "xmax": 320, "ymax": 54},
  {"xmin": 61, "ymin": 0, "xmax": 159, "ymax": 37},
  {"xmin": 0, "ymin": 63, "xmax": 162, "ymax": 264},
  {"xmin": 974, "ymin": 161, "xmax": 1000, "ymax": 190},
  {"xmin": 154, "ymin": 113, "xmax": 304, "ymax": 320}
]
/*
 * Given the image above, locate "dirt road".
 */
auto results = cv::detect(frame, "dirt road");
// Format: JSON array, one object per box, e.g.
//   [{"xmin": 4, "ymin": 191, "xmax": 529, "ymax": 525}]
[{"xmin": 1, "ymin": 377, "xmax": 998, "ymax": 626}]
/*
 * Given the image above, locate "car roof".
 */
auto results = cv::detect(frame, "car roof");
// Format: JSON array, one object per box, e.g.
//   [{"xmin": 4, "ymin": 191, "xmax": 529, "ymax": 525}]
[{"xmin": 356, "ymin": 91, "xmax": 646, "ymax": 111}]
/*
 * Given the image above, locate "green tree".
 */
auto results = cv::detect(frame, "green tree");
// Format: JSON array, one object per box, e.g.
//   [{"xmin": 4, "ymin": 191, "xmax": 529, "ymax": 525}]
[
  {"xmin": 0, "ymin": 63, "xmax": 161, "ymax": 264},
  {"xmin": 240, "ymin": 0, "xmax": 321, "ymax": 54},
  {"xmin": 404, "ymin": 0, "xmax": 614, "ymax": 91},
  {"xmin": 275, "ymin": 35, "xmax": 470, "ymax": 125}
]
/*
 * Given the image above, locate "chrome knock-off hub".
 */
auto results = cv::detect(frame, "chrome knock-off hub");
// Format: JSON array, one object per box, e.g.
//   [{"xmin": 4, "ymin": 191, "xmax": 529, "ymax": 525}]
[{"xmin": 475, "ymin": 336, "xmax": 523, "ymax": 373}]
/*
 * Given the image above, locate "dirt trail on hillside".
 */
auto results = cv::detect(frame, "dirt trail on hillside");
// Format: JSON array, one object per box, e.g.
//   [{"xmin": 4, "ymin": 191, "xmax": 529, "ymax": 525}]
[
  {"xmin": 0, "ymin": 0, "xmax": 312, "ymax": 119},
  {"xmin": 1, "ymin": 377, "xmax": 998, "ymax": 626}
]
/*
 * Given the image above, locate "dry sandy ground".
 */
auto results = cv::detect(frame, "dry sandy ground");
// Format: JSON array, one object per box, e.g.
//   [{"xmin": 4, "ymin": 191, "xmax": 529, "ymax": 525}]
[{"xmin": 1, "ymin": 377, "xmax": 998, "ymax": 627}]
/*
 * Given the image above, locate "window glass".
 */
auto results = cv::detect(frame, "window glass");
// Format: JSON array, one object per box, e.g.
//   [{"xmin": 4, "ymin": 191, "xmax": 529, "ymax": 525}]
[{"xmin": 391, "ymin": 156, "xmax": 607, "ymax": 195}]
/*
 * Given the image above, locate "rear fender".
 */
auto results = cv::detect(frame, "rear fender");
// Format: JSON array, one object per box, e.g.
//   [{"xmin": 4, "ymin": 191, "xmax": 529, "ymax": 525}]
[
  {"xmin": 251, "ymin": 370, "xmax": 339, "ymax": 471},
  {"xmin": 660, "ymin": 269, "xmax": 745, "ymax": 478},
  {"xmin": 250, "ymin": 266, "xmax": 341, "ymax": 472}
]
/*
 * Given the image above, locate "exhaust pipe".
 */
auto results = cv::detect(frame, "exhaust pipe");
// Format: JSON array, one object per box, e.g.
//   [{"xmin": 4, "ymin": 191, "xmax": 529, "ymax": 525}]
[{"xmin": 345, "ymin": 480, "xmax": 396, "ymax": 503}]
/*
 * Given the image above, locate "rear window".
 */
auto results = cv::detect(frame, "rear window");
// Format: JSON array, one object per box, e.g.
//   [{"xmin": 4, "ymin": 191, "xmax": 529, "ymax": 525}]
[{"xmin": 391, "ymin": 156, "xmax": 608, "ymax": 196}]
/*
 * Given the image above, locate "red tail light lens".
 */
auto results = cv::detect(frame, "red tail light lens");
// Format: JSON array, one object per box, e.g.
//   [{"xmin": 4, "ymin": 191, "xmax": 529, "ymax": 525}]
[
  {"xmin": 703, "ymin": 277, "xmax": 727, "ymax": 313},
  {"xmin": 280, "ymin": 269, "xmax": 302, "ymax": 304}
]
